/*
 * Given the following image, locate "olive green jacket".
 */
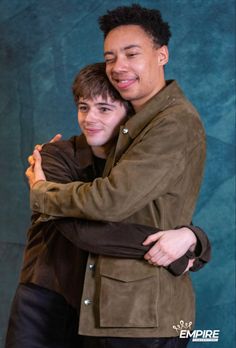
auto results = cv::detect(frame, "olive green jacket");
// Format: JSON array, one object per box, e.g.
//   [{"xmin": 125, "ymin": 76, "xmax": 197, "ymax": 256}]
[{"xmin": 31, "ymin": 81, "xmax": 206, "ymax": 337}]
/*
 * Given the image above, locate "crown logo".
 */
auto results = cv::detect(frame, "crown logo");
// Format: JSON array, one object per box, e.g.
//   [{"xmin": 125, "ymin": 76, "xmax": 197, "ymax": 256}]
[{"xmin": 173, "ymin": 320, "xmax": 192, "ymax": 334}]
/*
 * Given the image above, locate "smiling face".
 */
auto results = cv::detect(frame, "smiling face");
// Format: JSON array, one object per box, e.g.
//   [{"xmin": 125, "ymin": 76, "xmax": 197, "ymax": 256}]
[
  {"xmin": 78, "ymin": 95, "xmax": 127, "ymax": 158},
  {"xmin": 104, "ymin": 24, "xmax": 168, "ymax": 111}
]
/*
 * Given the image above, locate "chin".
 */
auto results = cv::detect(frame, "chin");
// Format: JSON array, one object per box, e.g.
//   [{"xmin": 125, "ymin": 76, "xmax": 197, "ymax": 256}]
[
  {"xmin": 87, "ymin": 140, "xmax": 103, "ymax": 147},
  {"xmin": 118, "ymin": 91, "xmax": 136, "ymax": 102}
]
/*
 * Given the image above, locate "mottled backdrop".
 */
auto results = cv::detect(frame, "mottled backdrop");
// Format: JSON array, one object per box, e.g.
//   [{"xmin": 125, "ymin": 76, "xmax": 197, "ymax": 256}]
[{"xmin": 0, "ymin": 0, "xmax": 235, "ymax": 347}]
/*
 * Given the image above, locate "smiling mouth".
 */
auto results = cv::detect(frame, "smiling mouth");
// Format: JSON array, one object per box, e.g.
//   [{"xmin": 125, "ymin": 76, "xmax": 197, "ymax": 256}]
[
  {"xmin": 114, "ymin": 78, "xmax": 137, "ymax": 90},
  {"xmin": 85, "ymin": 128, "xmax": 102, "ymax": 135}
]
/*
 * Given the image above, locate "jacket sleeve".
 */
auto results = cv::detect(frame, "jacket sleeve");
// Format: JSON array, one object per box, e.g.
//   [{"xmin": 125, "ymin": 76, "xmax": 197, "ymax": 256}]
[
  {"xmin": 30, "ymin": 141, "xmax": 80, "ymax": 224},
  {"xmin": 40, "ymin": 142, "xmax": 76, "ymax": 183},
  {"xmin": 54, "ymin": 219, "xmax": 210, "ymax": 275},
  {"xmin": 30, "ymin": 116, "xmax": 201, "ymax": 221},
  {"xmin": 186, "ymin": 225, "xmax": 211, "ymax": 272}
]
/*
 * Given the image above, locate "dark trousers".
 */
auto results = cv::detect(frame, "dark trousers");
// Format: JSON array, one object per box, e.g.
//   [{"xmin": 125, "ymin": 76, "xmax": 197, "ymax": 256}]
[
  {"xmin": 83, "ymin": 336, "xmax": 190, "ymax": 348},
  {"xmin": 5, "ymin": 284, "xmax": 189, "ymax": 348},
  {"xmin": 5, "ymin": 283, "xmax": 83, "ymax": 348}
]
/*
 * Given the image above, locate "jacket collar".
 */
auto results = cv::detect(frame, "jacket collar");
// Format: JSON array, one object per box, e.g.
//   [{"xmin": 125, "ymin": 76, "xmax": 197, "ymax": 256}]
[{"xmin": 123, "ymin": 80, "xmax": 184, "ymax": 139}]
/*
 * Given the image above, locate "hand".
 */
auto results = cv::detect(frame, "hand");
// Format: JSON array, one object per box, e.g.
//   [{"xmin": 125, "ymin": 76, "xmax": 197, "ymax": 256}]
[
  {"xmin": 28, "ymin": 133, "xmax": 62, "ymax": 166},
  {"xmin": 183, "ymin": 259, "xmax": 195, "ymax": 273},
  {"xmin": 25, "ymin": 149, "xmax": 46, "ymax": 189},
  {"xmin": 143, "ymin": 228, "xmax": 197, "ymax": 266}
]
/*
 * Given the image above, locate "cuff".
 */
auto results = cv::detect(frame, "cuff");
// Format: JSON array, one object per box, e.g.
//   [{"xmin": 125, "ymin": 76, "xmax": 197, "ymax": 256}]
[{"xmin": 30, "ymin": 181, "xmax": 48, "ymax": 213}]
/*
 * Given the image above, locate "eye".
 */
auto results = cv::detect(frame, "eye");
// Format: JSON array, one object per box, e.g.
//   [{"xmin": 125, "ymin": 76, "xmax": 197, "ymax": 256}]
[
  {"xmin": 105, "ymin": 56, "xmax": 115, "ymax": 64},
  {"xmin": 127, "ymin": 52, "xmax": 139, "ymax": 58},
  {"xmin": 105, "ymin": 59, "xmax": 114, "ymax": 64},
  {"xmin": 78, "ymin": 105, "xmax": 88, "ymax": 113},
  {"xmin": 99, "ymin": 107, "xmax": 112, "ymax": 113}
]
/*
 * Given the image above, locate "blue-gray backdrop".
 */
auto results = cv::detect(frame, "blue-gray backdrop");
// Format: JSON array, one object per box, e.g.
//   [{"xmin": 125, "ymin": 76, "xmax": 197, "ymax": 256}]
[{"xmin": 0, "ymin": 0, "xmax": 235, "ymax": 347}]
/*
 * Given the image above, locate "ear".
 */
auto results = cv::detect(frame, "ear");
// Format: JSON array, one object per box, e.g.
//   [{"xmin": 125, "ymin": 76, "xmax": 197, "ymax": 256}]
[{"xmin": 157, "ymin": 45, "xmax": 169, "ymax": 66}]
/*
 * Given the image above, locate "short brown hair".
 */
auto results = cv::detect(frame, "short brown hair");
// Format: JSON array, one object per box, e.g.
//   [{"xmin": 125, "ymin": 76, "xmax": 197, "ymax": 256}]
[{"xmin": 72, "ymin": 62, "xmax": 133, "ymax": 115}]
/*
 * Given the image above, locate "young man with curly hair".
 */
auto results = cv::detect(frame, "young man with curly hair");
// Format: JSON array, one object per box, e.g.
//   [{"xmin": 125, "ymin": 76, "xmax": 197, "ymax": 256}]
[
  {"xmin": 6, "ymin": 62, "xmax": 209, "ymax": 348},
  {"xmin": 28, "ymin": 4, "xmax": 207, "ymax": 348}
]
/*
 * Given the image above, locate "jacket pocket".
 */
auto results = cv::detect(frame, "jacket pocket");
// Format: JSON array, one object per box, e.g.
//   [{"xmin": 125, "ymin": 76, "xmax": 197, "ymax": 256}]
[{"xmin": 98, "ymin": 258, "xmax": 159, "ymax": 328}]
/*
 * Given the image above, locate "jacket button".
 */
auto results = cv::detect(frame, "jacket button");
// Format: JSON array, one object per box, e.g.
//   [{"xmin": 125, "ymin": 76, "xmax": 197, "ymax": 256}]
[
  {"xmin": 84, "ymin": 299, "xmax": 92, "ymax": 305},
  {"xmin": 89, "ymin": 264, "xmax": 95, "ymax": 270},
  {"xmin": 122, "ymin": 128, "xmax": 129, "ymax": 134}
]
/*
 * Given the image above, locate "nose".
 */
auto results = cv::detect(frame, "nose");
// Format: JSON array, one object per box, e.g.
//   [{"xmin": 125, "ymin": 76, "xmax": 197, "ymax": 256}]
[
  {"xmin": 84, "ymin": 108, "xmax": 97, "ymax": 123},
  {"xmin": 110, "ymin": 55, "xmax": 127, "ymax": 74}
]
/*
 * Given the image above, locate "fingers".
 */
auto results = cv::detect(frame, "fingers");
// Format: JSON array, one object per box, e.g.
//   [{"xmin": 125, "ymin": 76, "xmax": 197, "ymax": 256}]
[
  {"xmin": 146, "ymin": 248, "xmax": 173, "ymax": 266},
  {"xmin": 33, "ymin": 149, "xmax": 46, "ymax": 182},
  {"xmin": 27, "ymin": 143, "xmax": 43, "ymax": 166},
  {"xmin": 144, "ymin": 245, "xmax": 160, "ymax": 261},
  {"xmin": 142, "ymin": 231, "xmax": 163, "ymax": 245},
  {"xmin": 34, "ymin": 144, "xmax": 43, "ymax": 151},
  {"xmin": 49, "ymin": 133, "xmax": 62, "ymax": 143},
  {"xmin": 183, "ymin": 259, "xmax": 195, "ymax": 273},
  {"xmin": 33, "ymin": 149, "xmax": 42, "ymax": 166},
  {"xmin": 25, "ymin": 164, "xmax": 35, "ymax": 189},
  {"xmin": 27, "ymin": 150, "xmax": 42, "ymax": 174},
  {"xmin": 27, "ymin": 134, "xmax": 62, "ymax": 166},
  {"xmin": 33, "ymin": 133, "xmax": 62, "ymax": 153},
  {"xmin": 28, "ymin": 155, "xmax": 35, "ymax": 166},
  {"xmin": 144, "ymin": 238, "xmax": 176, "ymax": 266},
  {"xmin": 25, "ymin": 165, "xmax": 33, "ymax": 179},
  {"xmin": 148, "ymin": 256, "xmax": 173, "ymax": 267}
]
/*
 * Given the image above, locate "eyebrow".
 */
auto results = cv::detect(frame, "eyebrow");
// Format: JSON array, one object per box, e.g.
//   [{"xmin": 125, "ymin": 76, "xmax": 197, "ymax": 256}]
[
  {"xmin": 78, "ymin": 101, "xmax": 116, "ymax": 109},
  {"xmin": 104, "ymin": 44, "xmax": 142, "ymax": 56},
  {"xmin": 96, "ymin": 102, "xmax": 116, "ymax": 109}
]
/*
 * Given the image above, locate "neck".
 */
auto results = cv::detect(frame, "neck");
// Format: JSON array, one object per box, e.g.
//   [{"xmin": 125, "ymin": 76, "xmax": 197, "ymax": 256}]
[
  {"xmin": 91, "ymin": 146, "xmax": 107, "ymax": 159},
  {"xmin": 91, "ymin": 137, "xmax": 117, "ymax": 159}
]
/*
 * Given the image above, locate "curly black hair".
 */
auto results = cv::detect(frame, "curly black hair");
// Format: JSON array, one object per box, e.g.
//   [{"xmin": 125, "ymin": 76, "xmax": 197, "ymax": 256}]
[{"xmin": 99, "ymin": 3, "xmax": 171, "ymax": 47}]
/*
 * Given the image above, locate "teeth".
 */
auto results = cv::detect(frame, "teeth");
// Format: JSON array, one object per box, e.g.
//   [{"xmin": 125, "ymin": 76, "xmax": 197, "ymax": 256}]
[
  {"xmin": 114, "ymin": 79, "xmax": 132, "ymax": 83},
  {"xmin": 117, "ymin": 80, "xmax": 133, "ymax": 85}
]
